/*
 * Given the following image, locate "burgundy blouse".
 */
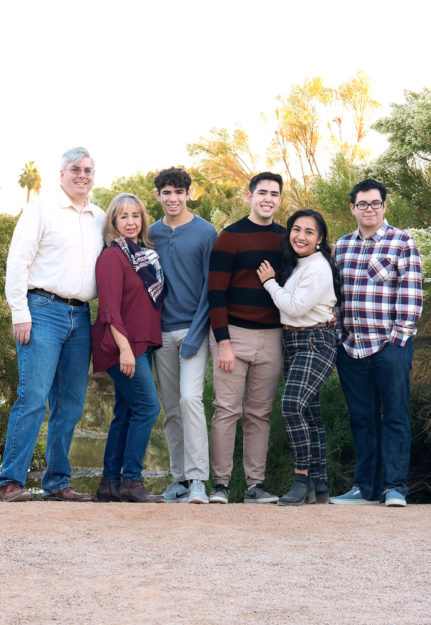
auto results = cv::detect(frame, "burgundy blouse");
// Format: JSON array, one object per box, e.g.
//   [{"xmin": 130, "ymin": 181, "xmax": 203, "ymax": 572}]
[{"xmin": 91, "ymin": 246, "xmax": 162, "ymax": 372}]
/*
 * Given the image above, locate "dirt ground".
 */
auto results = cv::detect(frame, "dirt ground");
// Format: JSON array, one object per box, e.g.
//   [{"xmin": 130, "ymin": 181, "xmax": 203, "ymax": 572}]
[{"xmin": 0, "ymin": 502, "xmax": 430, "ymax": 625}]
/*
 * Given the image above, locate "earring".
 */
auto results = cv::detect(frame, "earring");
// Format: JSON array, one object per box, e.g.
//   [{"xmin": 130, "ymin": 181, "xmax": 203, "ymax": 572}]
[{"xmin": 316, "ymin": 243, "xmax": 320, "ymax": 250}]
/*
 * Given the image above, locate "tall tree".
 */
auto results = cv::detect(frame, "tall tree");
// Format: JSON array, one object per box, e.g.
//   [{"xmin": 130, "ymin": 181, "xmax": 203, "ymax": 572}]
[
  {"xmin": 334, "ymin": 71, "xmax": 381, "ymax": 163},
  {"xmin": 187, "ymin": 128, "xmax": 256, "ymax": 186},
  {"xmin": 371, "ymin": 88, "xmax": 431, "ymax": 227},
  {"xmin": 18, "ymin": 161, "xmax": 42, "ymax": 203}
]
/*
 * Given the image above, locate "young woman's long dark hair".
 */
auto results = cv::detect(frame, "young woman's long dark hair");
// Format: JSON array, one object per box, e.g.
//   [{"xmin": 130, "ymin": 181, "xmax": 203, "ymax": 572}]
[{"xmin": 278, "ymin": 209, "xmax": 341, "ymax": 304}]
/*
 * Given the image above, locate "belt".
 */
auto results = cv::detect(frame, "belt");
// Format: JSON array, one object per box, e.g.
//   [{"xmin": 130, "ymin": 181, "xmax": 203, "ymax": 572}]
[
  {"xmin": 28, "ymin": 288, "xmax": 86, "ymax": 307},
  {"xmin": 283, "ymin": 319, "xmax": 336, "ymax": 332}
]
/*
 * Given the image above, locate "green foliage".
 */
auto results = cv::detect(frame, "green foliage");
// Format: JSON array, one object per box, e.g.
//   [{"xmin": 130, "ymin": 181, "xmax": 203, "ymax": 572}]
[
  {"xmin": 92, "ymin": 166, "xmax": 250, "ymax": 233},
  {"xmin": 372, "ymin": 89, "xmax": 431, "ymax": 227},
  {"xmin": 203, "ymin": 360, "xmax": 355, "ymax": 502},
  {"xmin": 91, "ymin": 170, "xmax": 163, "ymax": 222},
  {"xmin": 407, "ymin": 228, "xmax": 431, "ymax": 298},
  {"xmin": 312, "ymin": 153, "xmax": 362, "ymax": 242},
  {"xmin": 0, "ymin": 214, "xmax": 19, "ymax": 455}
]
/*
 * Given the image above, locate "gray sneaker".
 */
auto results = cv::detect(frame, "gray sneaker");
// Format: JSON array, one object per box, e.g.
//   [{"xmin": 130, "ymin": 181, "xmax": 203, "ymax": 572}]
[
  {"xmin": 209, "ymin": 484, "xmax": 230, "ymax": 504},
  {"xmin": 244, "ymin": 483, "xmax": 278, "ymax": 504},
  {"xmin": 188, "ymin": 479, "xmax": 209, "ymax": 504},
  {"xmin": 163, "ymin": 481, "xmax": 189, "ymax": 503}
]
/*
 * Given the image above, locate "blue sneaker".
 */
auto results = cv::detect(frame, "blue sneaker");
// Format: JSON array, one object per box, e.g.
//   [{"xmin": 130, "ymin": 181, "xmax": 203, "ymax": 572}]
[
  {"xmin": 188, "ymin": 479, "xmax": 209, "ymax": 504},
  {"xmin": 329, "ymin": 486, "xmax": 380, "ymax": 505},
  {"xmin": 384, "ymin": 489, "xmax": 406, "ymax": 507},
  {"xmin": 163, "ymin": 481, "xmax": 189, "ymax": 503}
]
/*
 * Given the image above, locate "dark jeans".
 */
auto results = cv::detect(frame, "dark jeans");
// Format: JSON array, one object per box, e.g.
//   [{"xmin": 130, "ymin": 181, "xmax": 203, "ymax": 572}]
[
  {"xmin": 336, "ymin": 339, "xmax": 413, "ymax": 499},
  {"xmin": 105, "ymin": 351, "xmax": 160, "ymax": 483}
]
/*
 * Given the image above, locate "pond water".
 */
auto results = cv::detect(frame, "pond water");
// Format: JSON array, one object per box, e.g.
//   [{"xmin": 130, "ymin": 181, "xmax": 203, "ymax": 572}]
[{"xmin": 27, "ymin": 372, "xmax": 171, "ymax": 497}]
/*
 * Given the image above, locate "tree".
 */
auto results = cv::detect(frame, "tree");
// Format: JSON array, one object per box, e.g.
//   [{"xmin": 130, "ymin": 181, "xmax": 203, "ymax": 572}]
[
  {"xmin": 187, "ymin": 128, "xmax": 256, "ymax": 186},
  {"xmin": 92, "ymin": 167, "xmax": 250, "ymax": 232},
  {"xmin": 0, "ymin": 214, "xmax": 19, "ymax": 454},
  {"xmin": 18, "ymin": 161, "xmax": 41, "ymax": 203},
  {"xmin": 312, "ymin": 153, "xmax": 362, "ymax": 241},
  {"xmin": 92, "ymin": 170, "xmax": 163, "ymax": 222},
  {"xmin": 187, "ymin": 74, "xmax": 380, "ymax": 216},
  {"xmin": 371, "ymin": 89, "xmax": 431, "ymax": 227},
  {"xmin": 334, "ymin": 71, "xmax": 381, "ymax": 163}
]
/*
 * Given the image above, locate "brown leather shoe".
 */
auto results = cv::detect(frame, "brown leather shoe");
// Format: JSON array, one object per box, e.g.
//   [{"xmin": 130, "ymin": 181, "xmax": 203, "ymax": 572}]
[
  {"xmin": 119, "ymin": 478, "xmax": 164, "ymax": 503},
  {"xmin": 0, "ymin": 482, "xmax": 31, "ymax": 502},
  {"xmin": 43, "ymin": 487, "xmax": 93, "ymax": 502},
  {"xmin": 96, "ymin": 476, "xmax": 120, "ymax": 502}
]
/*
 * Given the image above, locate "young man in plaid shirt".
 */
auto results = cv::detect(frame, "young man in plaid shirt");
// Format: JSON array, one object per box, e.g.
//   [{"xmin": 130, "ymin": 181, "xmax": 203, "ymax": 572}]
[{"xmin": 330, "ymin": 179, "xmax": 422, "ymax": 507}]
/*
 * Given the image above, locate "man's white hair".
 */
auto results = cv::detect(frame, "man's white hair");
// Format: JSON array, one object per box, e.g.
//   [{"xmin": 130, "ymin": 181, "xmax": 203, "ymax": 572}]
[{"xmin": 60, "ymin": 147, "xmax": 94, "ymax": 171}]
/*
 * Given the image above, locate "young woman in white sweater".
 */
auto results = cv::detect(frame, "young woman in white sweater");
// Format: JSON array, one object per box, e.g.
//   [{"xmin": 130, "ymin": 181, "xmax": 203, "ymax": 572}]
[{"xmin": 257, "ymin": 209, "xmax": 339, "ymax": 506}]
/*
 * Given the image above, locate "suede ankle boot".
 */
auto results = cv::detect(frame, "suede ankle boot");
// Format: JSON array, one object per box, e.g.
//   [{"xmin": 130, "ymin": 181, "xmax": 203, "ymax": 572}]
[
  {"xmin": 119, "ymin": 478, "xmax": 164, "ymax": 503},
  {"xmin": 96, "ymin": 476, "xmax": 120, "ymax": 502},
  {"xmin": 278, "ymin": 474, "xmax": 316, "ymax": 506},
  {"xmin": 314, "ymin": 478, "xmax": 329, "ymax": 504}
]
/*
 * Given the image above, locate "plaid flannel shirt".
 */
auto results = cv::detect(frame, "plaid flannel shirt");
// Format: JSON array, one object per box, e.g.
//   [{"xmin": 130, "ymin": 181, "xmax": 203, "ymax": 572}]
[{"xmin": 333, "ymin": 222, "xmax": 423, "ymax": 359}]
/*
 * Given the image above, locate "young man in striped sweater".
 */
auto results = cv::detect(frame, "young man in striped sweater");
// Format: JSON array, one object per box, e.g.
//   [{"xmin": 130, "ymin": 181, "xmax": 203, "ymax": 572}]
[{"xmin": 208, "ymin": 172, "xmax": 285, "ymax": 504}]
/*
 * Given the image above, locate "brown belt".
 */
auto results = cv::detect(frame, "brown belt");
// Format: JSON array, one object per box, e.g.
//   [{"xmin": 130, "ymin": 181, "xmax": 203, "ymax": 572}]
[
  {"xmin": 28, "ymin": 288, "xmax": 86, "ymax": 307},
  {"xmin": 282, "ymin": 319, "xmax": 336, "ymax": 332}
]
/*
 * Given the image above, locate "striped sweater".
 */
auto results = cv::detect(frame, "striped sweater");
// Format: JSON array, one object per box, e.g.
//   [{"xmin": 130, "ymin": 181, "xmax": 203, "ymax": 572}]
[{"xmin": 208, "ymin": 216, "xmax": 285, "ymax": 342}]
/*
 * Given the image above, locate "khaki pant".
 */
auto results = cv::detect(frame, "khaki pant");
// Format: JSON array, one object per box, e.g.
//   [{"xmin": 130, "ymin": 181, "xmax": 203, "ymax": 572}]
[
  {"xmin": 154, "ymin": 329, "xmax": 209, "ymax": 482},
  {"xmin": 210, "ymin": 325, "xmax": 283, "ymax": 487}
]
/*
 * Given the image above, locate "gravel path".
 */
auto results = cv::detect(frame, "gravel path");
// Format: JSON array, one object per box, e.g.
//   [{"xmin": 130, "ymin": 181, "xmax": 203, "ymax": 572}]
[{"xmin": 0, "ymin": 503, "xmax": 430, "ymax": 625}]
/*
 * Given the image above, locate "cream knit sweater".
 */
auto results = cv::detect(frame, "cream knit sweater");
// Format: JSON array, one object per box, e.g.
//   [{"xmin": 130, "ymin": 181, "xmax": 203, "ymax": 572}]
[{"xmin": 263, "ymin": 251, "xmax": 336, "ymax": 327}]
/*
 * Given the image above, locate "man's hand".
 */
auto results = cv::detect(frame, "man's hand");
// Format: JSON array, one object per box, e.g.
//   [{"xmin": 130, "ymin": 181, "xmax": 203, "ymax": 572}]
[
  {"xmin": 257, "ymin": 260, "xmax": 276, "ymax": 284},
  {"xmin": 217, "ymin": 339, "xmax": 235, "ymax": 373},
  {"xmin": 13, "ymin": 322, "xmax": 32, "ymax": 345}
]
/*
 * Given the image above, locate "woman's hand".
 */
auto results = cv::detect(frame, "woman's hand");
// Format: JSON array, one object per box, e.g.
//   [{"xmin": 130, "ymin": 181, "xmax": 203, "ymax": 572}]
[
  {"xmin": 119, "ymin": 346, "xmax": 136, "ymax": 378},
  {"xmin": 257, "ymin": 260, "xmax": 275, "ymax": 284},
  {"xmin": 110, "ymin": 325, "xmax": 136, "ymax": 378}
]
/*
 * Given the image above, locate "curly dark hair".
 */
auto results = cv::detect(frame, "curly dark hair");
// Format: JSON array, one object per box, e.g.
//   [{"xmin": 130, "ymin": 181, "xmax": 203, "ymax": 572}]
[
  {"xmin": 154, "ymin": 167, "xmax": 192, "ymax": 193},
  {"xmin": 278, "ymin": 209, "xmax": 341, "ymax": 304}
]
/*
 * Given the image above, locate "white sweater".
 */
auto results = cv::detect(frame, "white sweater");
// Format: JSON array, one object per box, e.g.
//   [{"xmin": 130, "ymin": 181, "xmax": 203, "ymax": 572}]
[{"xmin": 263, "ymin": 251, "xmax": 336, "ymax": 327}]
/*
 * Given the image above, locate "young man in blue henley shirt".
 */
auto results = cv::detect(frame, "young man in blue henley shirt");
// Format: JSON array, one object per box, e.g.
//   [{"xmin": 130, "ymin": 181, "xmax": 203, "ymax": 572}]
[{"xmin": 150, "ymin": 168, "xmax": 217, "ymax": 503}]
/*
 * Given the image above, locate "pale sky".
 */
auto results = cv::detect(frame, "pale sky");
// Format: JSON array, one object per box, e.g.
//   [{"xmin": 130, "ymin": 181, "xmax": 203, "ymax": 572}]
[{"xmin": 0, "ymin": 0, "xmax": 429, "ymax": 215}]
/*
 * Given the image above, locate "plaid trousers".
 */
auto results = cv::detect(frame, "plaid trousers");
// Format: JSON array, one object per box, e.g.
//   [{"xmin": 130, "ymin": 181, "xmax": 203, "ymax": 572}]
[{"xmin": 281, "ymin": 326, "xmax": 337, "ymax": 479}]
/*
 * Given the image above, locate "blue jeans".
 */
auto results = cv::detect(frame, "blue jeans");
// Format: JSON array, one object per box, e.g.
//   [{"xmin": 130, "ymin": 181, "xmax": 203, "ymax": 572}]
[
  {"xmin": 336, "ymin": 339, "xmax": 413, "ymax": 499},
  {"xmin": 0, "ymin": 292, "xmax": 91, "ymax": 494},
  {"xmin": 104, "ymin": 352, "xmax": 160, "ymax": 483}
]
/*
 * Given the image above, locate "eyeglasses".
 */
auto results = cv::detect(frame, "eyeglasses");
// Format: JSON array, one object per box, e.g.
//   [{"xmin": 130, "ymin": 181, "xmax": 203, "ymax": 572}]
[
  {"xmin": 354, "ymin": 200, "xmax": 384, "ymax": 211},
  {"xmin": 66, "ymin": 167, "xmax": 95, "ymax": 176}
]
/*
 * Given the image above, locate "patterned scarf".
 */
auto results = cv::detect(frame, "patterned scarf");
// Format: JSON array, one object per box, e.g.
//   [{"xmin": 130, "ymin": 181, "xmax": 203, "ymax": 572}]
[{"xmin": 111, "ymin": 237, "xmax": 165, "ymax": 308}]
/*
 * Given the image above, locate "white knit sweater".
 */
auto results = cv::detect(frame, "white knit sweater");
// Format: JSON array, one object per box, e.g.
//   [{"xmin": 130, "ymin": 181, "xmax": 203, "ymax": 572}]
[{"xmin": 263, "ymin": 251, "xmax": 336, "ymax": 327}]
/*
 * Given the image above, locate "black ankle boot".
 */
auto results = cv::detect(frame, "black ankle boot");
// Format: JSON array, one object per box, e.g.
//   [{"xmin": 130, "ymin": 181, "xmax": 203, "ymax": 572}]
[
  {"xmin": 278, "ymin": 474, "xmax": 316, "ymax": 506},
  {"xmin": 314, "ymin": 478, "xmax": 329, "ymax": 504},
  {"xmin": 96, "ymin": 476, "xmax": 120, "ymax": 502}
]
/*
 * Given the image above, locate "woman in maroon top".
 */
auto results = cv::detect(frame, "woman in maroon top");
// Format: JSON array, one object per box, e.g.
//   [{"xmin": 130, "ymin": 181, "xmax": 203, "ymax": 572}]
[{"xmin": 92, "ymin": 193, "xmax": 165, "ymax": 503}]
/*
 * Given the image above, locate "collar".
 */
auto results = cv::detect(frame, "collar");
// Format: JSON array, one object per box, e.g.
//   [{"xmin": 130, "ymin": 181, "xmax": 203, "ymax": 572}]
[
  {"xmin": 58, "ymin": 186, "xmax": 96, "ymax": 215},
  {"xmin": 354, "ymin": 220, "xmax": 389, "ymax": 242}
]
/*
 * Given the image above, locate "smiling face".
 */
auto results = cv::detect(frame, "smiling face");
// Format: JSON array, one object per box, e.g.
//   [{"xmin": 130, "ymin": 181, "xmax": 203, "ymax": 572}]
[
  {"xmin": 155, "ymin": 185, "xmax": 190, "ymax": 221},
  {"xmin": 114, "ymin": 202, "xmax": 143, "ymax": 243},
  {"xmin": 60, "ymin": 156, "xmax": 94, "ymax": 206},
  {"xmin": 289, "ymin": 216, "xmax": 322, "ymax": 257},
  {"xmin": 351, "ymin": 188, "xmax": 386, "ymax": 237},
  {"xmin": 247, "ymin": 180, "xmax": 282, "ymax": 225}
]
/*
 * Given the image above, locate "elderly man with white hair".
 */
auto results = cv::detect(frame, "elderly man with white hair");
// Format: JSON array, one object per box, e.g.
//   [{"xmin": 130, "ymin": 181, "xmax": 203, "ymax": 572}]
[{"xmin": 0, "ymin": 147, "xmax": 105, "ymax": 502}]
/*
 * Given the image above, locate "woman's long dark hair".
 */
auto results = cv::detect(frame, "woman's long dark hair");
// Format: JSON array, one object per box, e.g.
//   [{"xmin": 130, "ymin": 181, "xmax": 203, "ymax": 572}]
[{"xmin": 278, "ymin": 209, "xmax": 341, "ymax": 304}]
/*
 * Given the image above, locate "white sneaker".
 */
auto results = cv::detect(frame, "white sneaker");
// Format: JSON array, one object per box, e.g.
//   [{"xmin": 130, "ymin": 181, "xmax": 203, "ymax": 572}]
[{"xmin": 188, "ymin": 479, "xmax": 209, "ymax": 504}]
